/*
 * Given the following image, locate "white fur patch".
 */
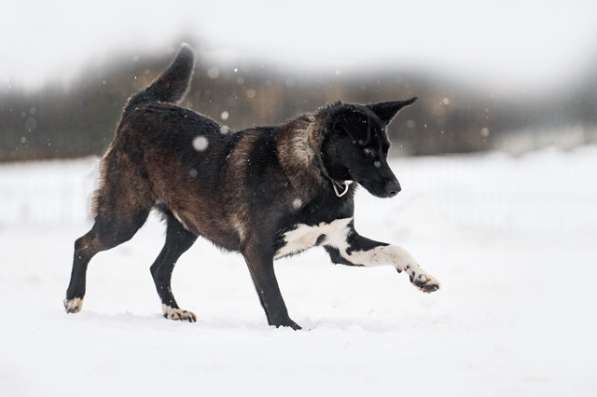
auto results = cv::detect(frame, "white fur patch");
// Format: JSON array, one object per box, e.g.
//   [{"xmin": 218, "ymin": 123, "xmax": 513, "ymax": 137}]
[
  {"xmin": 347, "ymin": 245, "xmax": 418, "ymax": 272},
  {"xmin": 339, "ymin": 242, "xmax": 440, "ymax": 291},
  {"xmin": 64, "ymin": 297, "xmax": 83, "ymax": 313},
  {"xmin": 277, "ymin": 217, "xmax": 439, "ymax": 292},
  {"xmin": 162, "ymin": 304, "xmax": 197, "ymax": 322},
  {"xmin": 171, "ymin": 210, "xmax": 191, "ymax": 231},
  {"xmin": 275, "ymin": 217, "xmax": 353, "ymax": 258},
  {"xmin": 231, "ymin": 215, "xmax": 246, "ymax": 242}
]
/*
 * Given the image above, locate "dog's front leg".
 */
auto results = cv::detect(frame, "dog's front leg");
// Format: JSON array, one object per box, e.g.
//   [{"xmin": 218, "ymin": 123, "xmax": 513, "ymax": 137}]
[
  {"xmin": 242, "ymin": 242, "xmax": 301, "ymax": 330},
  {"xmin": 324, "ymin": 228, "xmax": 440, "ymax": 293}
]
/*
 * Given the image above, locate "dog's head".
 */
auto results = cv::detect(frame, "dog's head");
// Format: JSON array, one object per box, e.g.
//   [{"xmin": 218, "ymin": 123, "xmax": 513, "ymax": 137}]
[{"xmin": 321, "ymin": 97, "xmax": 417, "ymax": 198}]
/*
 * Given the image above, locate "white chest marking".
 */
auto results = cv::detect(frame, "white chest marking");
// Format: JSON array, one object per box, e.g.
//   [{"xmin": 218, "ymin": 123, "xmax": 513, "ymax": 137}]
[{"xmin": 275, "ymin": 217, "xmax": 352, "ymax": 259}]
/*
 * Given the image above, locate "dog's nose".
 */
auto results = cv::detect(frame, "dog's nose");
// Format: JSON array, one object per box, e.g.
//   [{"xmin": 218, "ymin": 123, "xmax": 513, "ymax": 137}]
[{"xmin": 384, "ymin": 180, "xmax": 401, "ymax": 197}]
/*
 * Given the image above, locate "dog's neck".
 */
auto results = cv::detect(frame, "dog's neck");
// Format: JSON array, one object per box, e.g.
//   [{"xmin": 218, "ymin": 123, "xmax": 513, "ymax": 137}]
[
  {"xmin": 277, "ymin": 113, "xmax": 321, "ymax": 170},
  {"xmin": 277, "ymin": 113, "xmax": 351, "ymax": 198},
  {"xmin": 276, "ymin": 114, "xmax": 322, "ymax": 194}
]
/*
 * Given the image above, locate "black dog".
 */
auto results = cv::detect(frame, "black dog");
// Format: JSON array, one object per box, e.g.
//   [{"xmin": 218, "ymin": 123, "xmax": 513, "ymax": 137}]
[{"xmin": 64, "ymin": 44, "xmax": 440, "ymax": 329}]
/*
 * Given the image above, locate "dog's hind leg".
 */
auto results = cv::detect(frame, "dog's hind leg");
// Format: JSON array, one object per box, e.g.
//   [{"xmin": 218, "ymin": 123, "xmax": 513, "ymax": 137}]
[
  {"xmin": 150, "ymin": 213, "xmax": 197, "ymax": 322},
  {"xmin": 64, "ymin": 207, "xmax": 150, "ymax": 313},
  {"xmin": 65, "ymin": 151, "xmax": 154, "ymax": 313}
]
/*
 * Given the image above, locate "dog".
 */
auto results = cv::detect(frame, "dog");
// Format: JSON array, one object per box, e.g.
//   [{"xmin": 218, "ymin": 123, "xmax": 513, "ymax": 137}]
[{"xmin": 64, "ymin": 44, "xmax": 440, "ymax": 329}]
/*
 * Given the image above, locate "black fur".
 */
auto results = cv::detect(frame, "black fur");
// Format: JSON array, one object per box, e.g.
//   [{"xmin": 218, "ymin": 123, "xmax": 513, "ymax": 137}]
[
  {"xmin": 126, "ymin": 44, "xmax": 195, "ymax": 111},
  {"xmin": 64, "ymin": 44, "xmax": 422, "ymax": 329}
]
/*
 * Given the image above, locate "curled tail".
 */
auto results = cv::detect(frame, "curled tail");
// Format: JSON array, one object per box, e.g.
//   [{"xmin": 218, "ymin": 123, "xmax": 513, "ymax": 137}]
[{"xmin": 126, "ymin": 43, "xmax": 195, "ymax": 111}]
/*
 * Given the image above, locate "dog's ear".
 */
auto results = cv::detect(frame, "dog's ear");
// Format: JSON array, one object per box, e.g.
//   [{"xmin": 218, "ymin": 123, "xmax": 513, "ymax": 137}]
[{"xmin": 367, "ymin": 97, "xmax": 417, "ymax": 125}]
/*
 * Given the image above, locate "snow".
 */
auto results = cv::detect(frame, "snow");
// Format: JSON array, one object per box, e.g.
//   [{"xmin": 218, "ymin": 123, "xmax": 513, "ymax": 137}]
[
  {"xmin": 1, "ymin": 147, "xmax": 596, "ymax": 396},
  {"xmin": 245, "ymin": 88, "xmax": 256, "ymax": 99},
  {"xmin": 192, "ymin": 136, "xmax": 209, "ymax": 152},
  {"xmin": 292, "ymin": 198, "xmax": 303, "ymax": 209}
]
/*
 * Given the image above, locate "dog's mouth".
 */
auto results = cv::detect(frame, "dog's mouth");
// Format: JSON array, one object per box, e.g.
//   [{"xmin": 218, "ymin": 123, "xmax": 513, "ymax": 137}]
[{"xmin": 353, "ymin": 175, "xmax": 401, "ymax": 198}]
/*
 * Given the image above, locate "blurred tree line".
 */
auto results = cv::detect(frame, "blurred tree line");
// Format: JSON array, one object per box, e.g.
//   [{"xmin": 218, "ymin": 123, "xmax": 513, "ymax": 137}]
[{"xmin": 1, "ymin": 41, "xmax": 596, "ymax": 162}]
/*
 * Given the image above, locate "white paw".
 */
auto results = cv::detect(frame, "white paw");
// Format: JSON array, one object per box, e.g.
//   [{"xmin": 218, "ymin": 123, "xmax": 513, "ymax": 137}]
[
  {"xmin": 162, "ymin": 305, "xmax": 197, "ymax": 322},
  {"xmin": 64, "ymin": 297, "xmax": 83, "ymax": 313},
  {"xmin": 410, "ymin": 273, "xmax": 440, "ymax": 293}
]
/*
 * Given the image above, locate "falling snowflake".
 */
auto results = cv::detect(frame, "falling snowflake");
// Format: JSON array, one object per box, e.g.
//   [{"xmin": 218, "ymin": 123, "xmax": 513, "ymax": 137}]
[
  {"xmin": 480, "ymin": 127, "xmax": 490, "ymax": 137},
  {"xmin": 220, "ymin": 125, "xmax": 230, "ymax": 134},
  {"xmin": 220, "ymin": 111, "xmax": 229, "ymax": 121},
  {"xmin": 374, "ymin": 161, "xmax": 381, "ymax": 168},
  {"xmin": 189, "ymin": 168, "xmax": 198, "ymax": 178},
  {"xmin": 441, "ymin": 97, "xmax": 450, "ymax": 105},
  {"xmin": 292, "ymin": 198, "xmax": 303, "ymax": 209},
  {"xmin": 192, "ymin": 136, "xmax": 209, "ymax": 151},
  {"xmin": 24, "ymin": 117, "xmax": 37, "ymax": 132},
  {"xmin": 207, "ymin": 67, "xmax": 220, "ymax": 79}
]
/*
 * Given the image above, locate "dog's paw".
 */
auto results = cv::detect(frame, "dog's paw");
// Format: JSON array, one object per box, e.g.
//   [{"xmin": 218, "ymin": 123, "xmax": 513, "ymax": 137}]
[
  {"xmin": 162, "ymin": 305, "xmax": 197, "ymax": 322},
  {"xmin": 410, "ymin": 273, "xmax": 440, "ymax": 293},
  {"xmin": 272, "ymin": 318, "xmax": 302, "ymax": 330},
  {"xmin": 64, "ymin": 297, "xmax": 83, "ymax": 313}
]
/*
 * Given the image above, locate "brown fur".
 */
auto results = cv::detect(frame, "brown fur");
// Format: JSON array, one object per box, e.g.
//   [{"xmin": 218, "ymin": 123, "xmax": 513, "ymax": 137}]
[{"xmin": 66, "ymin": 45, "xmax": 423, "ymax": 330}]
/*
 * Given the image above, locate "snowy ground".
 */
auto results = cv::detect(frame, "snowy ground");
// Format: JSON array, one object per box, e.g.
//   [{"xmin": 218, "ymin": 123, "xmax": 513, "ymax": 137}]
[{"xmin": 1, "ymin": 148, "xmax": 596, "ymax": 396}]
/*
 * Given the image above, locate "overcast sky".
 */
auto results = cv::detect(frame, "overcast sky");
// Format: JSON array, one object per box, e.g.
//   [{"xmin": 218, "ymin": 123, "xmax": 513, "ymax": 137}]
[{"xmin": 3, "ymin": 0, "xmax": 597, "ymax": 93}]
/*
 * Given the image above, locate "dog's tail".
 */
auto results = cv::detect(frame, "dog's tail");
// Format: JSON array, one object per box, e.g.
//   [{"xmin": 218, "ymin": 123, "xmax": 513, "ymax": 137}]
[{"xmin": 125, "ymin": 43, "xmax": 195, "ymax": 111}]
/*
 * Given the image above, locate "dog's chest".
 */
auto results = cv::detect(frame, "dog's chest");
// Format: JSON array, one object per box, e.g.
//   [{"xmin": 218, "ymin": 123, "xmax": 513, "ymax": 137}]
[{"xmin": 274, "ymin": 217, "xmax": 352, "ymax": 258}]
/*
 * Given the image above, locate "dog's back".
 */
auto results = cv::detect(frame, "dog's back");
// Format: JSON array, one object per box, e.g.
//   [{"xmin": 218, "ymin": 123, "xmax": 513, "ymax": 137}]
[{"xmin": 95, "ymin": 45, "xmax": 253, "ymax": 250}]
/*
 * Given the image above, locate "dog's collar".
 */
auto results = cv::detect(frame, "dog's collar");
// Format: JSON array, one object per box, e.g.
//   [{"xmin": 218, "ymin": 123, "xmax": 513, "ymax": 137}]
[
  {"xmin": 331, "ymin": 179, "xmax": 351, "ymax": 197},
  {"xmin": 315, "ymin": 151, "xmax": 352, "ymax": 198}
]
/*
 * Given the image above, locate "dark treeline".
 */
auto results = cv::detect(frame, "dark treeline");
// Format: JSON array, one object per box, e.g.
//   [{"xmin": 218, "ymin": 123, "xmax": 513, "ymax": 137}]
[{"xmin": 1, "ymin": 41, "xmax": 596, "ymax": 162}]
